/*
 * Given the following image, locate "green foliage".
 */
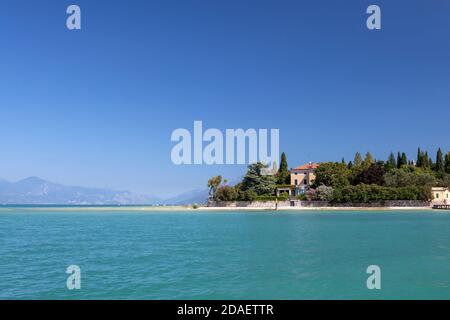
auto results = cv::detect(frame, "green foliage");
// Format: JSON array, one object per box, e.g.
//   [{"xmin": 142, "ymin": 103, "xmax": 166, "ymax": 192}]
[
  {"xmin": 237, "ymin": 189, "xmax": 257, "ymax": 202},
  {"xmin": 313, "ymin": 162, "xmax": 350, "ymax": 188},
  {"xmin": 347, "ymin": 161, "xmax": 353, "ymax": 170},
  {"xmin": 297, "ymin": 194, "xmax": 307, "ymax": 201},
  {"xmin": 277, "ymin": 152, "xmax": 290, "ymax": 185},
  {"xmin": 207, "ymin": 175, "xmax": 222, "ymax": 199},
  {"xmin": 241, "ymin": 162, "xmax": 277, "ymax": 195},
  {"xmin": 384, "ymin": 167, "xmax": 437, "ymax": 188},
  {"xmin": 436, "ymin": 148, "xmax": 445, "ymax": 173},
  {"xmin": 401, "ymin": 153, "xmax": 407, "ymax": 167},
  {"xmin": 363, "ymin": 152, "xmax": 374, "ymax": 169},
  {"xmin": 355, "ymin": 162, "xmax": 386, "ymax": 185},
  {"xmin": 387, "ymin": 152, "xmax": 396, "ymax": 170},
  {"xmin": 215, "ymin": 185, "xmax": 238, "ymax": 201},
  {"xmin": 332, "ymin": 184, "xmax": 431, "ymax": 203},
  {"xmin": 354, "ymin": 152, "xmax": 362, "ymax": 168},
  {"xmin": 445, "ymin": 152, "xmax": 450, "ymax": 174},
  {"xmin": 416, "ymin": 147, "xmax": 422, "ymax": 168}
]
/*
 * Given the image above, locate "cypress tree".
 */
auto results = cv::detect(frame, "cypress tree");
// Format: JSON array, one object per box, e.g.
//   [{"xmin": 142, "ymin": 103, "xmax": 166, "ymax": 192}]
[
  {"xmin": 436, "ymin": 148, "xmax": 444, "ymax": 173},
  {"xmin": 445, "ymin": 152, "xmax": 450, "ymax": 174},
  {"xmin": 347, "ymin": 161, "xmax": 353, "ymax": 170},
  {"xmin": 416, "ymin": 147, "xmax": 422, "ymax": 167},
  {"xmin": 387, "ymin": 152, "xmax": 396, "ymax": 169},
  {"xmin": 397, "ymin": 152, "xmax": 402, "ymax": 168},
  {"xmin": 277, "ymin": 152, "xmax": 290, "ymax": 184},
  {"xmin": 354, "ymin": 152, "xmax": 362, "ymax": 167},
  {"xmin": 363, "ymin": 152, "xmax": 374, "ymax": 169},
  {"xmin": 401, "ymin": 152, "xmax": 407, "ymax": 167},
  {"xmin": 422, "ymin": 151, "xmax": 429, "ymax": 168}
]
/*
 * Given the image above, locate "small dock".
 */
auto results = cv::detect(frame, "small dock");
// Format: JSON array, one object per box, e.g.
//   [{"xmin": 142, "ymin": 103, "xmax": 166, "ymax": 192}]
[{"xmin": 432, "ymin": 204, "xmax": 450, "ymax": 210}]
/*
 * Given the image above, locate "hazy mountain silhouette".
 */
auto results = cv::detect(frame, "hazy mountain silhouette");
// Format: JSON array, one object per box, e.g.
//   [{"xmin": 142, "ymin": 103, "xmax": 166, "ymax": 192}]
[{"xmin": 0, "ymin": 177, "xmax": 162, "ymax": 205}]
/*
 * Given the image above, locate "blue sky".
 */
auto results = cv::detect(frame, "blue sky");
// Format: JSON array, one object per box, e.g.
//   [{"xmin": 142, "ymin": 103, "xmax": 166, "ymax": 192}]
[{"xmin": 0, "ymin": 0, "xmax": 449, "ymax": 197}]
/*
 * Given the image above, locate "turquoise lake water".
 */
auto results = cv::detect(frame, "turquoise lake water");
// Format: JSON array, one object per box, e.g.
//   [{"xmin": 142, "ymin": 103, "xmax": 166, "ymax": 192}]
[{"xmin": 0, "ymin": 207, "xmax": 449, "ymax": 300}]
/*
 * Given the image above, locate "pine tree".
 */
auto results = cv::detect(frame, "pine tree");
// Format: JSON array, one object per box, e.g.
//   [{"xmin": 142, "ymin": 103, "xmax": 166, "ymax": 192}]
[
  {"xmin": 354, "ymin": 152, "xmax": 362, "ymax": 167},
  {"xmin": 363, "ymin": 152, "xmax": 374, "ymax": 169},
  {"xmin": 397, "ymin": 152, "xmax": 402, "ymax": 168},
  {"xmin": 436, "ymin": 148, "xmax": 444, "ymax": 173},
  {"xmin": 387, "ymin": 152, "xmax": 396, "ymax": 169},
  {"xmin": 277, "ymin": 152, "xmax": 290, "ymax": 185}
]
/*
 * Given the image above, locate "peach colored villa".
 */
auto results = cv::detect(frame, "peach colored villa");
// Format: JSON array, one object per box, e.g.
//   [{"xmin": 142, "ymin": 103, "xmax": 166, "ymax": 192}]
[
  {"xmin": 276, "ymin": 162, "xmax": 320, "ymax": 197},
  {"xmin": 431, "ymin": 187, "xmax": 450, "ymax": 204}
]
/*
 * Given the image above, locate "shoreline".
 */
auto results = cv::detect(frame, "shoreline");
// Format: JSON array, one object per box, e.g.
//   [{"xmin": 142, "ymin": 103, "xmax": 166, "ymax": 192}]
[
  {"xmin": 197, "ymin": 206, "xmax": 434, "ymax": 211},
  {"xmin": 0, "ymin": 205, "xmax": 439, "ymax": 212}
]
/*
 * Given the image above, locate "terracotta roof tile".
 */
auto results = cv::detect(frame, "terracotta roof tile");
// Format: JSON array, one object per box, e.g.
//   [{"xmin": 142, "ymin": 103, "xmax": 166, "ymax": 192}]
[{"xmin": 291, "ymin": 163, "xmax": 320, "ymax": 171}]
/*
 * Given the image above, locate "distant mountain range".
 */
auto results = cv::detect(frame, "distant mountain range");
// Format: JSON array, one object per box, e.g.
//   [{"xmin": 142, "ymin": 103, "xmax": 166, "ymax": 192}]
[
  {"xmin": 0, "ymin": 177, "xmax": 210, "ymax": 205},
  {"xmin": 163, "ymin": 188, "xmax": 209, "ymax": 205}
]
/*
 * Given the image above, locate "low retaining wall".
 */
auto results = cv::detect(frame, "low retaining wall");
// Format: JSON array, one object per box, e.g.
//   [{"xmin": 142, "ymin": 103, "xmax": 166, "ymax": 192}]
[
  {"xmin": 208, "ymin": 200, "xmax": 431, "ymax": 208},
  {"xmin": 208, "ymin": 201, "xmax": 290, "ymax": 208}
]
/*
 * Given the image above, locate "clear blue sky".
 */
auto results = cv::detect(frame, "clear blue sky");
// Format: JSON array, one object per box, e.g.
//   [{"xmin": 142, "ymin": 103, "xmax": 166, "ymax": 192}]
[{"xmin": 1, "ymin": 0, "xmax": 449, "ymax": 197}]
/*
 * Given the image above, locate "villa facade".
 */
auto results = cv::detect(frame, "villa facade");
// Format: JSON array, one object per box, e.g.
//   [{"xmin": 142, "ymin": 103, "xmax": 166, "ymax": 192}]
[
  {"xmin": 291, "ymin": 162, "xmax": 319, "ymax": 189},
  {"xmin": 431, "ymin": 187, "xmax": 450, "ymax": 204}
]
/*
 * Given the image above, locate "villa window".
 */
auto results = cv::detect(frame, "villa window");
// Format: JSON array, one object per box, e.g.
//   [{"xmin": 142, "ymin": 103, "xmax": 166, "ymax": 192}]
[
  {"xmin": 295, "ymin": 179, "xmax": 298, "ymax": 185},
  {"xmin": 303, "ymin": 179, "xmax": 307, "ymax": 185},
  {"xmin": 436, "ymin": 193, "xmax": 439, "ymax": 199}
]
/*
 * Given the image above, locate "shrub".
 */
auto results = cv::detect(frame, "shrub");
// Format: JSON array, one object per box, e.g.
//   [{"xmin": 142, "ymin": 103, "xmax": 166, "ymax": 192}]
[
  {"xmin": 331, "ymin": 184, "xmax": 431, "ymax": 203},
  {"xmin": 215, "ymin": 186, "xmax": 238, "ymax": 201},
  {"xmin": 237, "ymin": 189, "xmax": 257, "ymax": 202},
  {"xmin": 314, "ymin": 185, "xmax": 334, "ymax": 201},
  {"xmin": 297, "ymin": 194, "xmax": 307, "ymax": 201}
]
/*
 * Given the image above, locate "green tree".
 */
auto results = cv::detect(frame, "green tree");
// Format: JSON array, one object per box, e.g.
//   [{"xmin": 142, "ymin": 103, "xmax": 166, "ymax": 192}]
[
  {"xmin": 347, "ymin": 161, "xmax": 353, "ymax": 170},
  {"xmin": 436, "ymin": 148, "xmax": 444, "ymax": 173},
  {"xmin": 384, "ymin": 167, "xmax": 437, "ymax": 188},
  {"xmin": 277, "ymin": 152, "xmax": 290, "ymax": 185},
  {"xmin": 401, "ymin": 152, "xmax": 407, "ymax": 167},
  {"xmin": 241, "ymin": 162, "xmax": 277, "ymax": 195},
  {"xmin": 363, "ymin": 152, "xmax": 374, "ymax": 169},
  {"xmin": 312, "ymin": 162, "xmax": 351, "ymax": 188},
  {"xmin": 387, "ymin": 152, "xmax": 396, "ymax": 170},
  {"xmin": 397, "ymin": 152, "xmax": 402, "ymax": 169},
  {"xmin": 207, "ymin": 175, "xmax": 222, "ymax": 200},
  {"xmin": 215, "ymin": 185, "xmax": 238, "ymax": 201},
  {"xmin": 354, "ymin": 152, "xmax": 362, "ymax": 168},
  {"xmin": 423, "ymin": 151, "xmax": 430, "ymax": 168},
  {"xmin": 445, "ymin": 152, "xmax": 450, "ymax": 174},
  {"xmin": 355, "ymin": 162, "xmax": 386, "ymax": 186},
  {"xmin": 416, "ymin": 147, "xmax": 422, "ymax": 167}
]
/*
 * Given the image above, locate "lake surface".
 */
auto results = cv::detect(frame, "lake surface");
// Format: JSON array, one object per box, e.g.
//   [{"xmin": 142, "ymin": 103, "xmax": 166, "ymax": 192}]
[{"xmin": 0, "ymin": 207, "xmax": 449, "ymax": 299}]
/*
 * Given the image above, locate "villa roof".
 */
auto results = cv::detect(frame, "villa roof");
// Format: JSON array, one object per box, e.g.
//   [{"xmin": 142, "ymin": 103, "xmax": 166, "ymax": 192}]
[{"xmin": 291, "ymin": 163, "xmax": 320, "ymax": 171}]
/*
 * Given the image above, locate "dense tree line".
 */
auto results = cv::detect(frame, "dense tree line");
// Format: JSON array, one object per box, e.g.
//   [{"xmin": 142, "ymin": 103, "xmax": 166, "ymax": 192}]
[
  {"xmin": 208, "ymin": 148, "xmax": 450, "ymax": 203},
  {"xmin": 209, "ymin": 153, "xmax": 291, "ymax": 202},
  {"xmin": 312, "ymin": 148, "xmax": 450, "ymax": 203}
]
